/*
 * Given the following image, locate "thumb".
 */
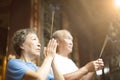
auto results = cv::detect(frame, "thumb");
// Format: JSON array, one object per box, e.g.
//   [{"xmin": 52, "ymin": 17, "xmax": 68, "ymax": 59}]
[{"xmin": 44, "ymin": 47, "xmax": 47, "ymax": 57}]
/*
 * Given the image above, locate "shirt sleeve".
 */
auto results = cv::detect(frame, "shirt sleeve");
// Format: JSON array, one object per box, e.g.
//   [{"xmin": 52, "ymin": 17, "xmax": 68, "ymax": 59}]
[
  {"xmin": 46, "ymin": 72, "xmax": 54, "ymax": 80},
  {"xmin": 6, "ymin": 59, "xmax": 54, "ymax": 80},
  {"xmin": 7, "ymin": 59, "xmax": 31, "ymax": 80}
]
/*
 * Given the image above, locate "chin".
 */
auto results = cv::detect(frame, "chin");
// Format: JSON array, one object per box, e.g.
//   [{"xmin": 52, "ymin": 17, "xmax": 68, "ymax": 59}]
[
  {"xmin": 69, "ymin": 49, "xmax": 72, "ymax": 53},
  {"xmin": 67, "ymin": 51, "xmax": 72, "ymax": 54},
  {"xmin": 36, "ymin": 53, "xmax": 40, "ymax": 57},
  {"xmin": 68, "ymin": 52, "xmax": 72, "ymax": 54},
  {"xmin": 33, "ymin": 53, "xmax": 40, "ymax": 58}
]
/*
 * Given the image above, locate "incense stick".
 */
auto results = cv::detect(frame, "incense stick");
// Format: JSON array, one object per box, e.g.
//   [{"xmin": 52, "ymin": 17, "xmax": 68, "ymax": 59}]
[
  {"xmin": 50, "ymin": 11, "xmax": 55, "ymax": 38},
  {"xmin": 99, "ymin": 35, "xmax": 108, "ymax": 58}
]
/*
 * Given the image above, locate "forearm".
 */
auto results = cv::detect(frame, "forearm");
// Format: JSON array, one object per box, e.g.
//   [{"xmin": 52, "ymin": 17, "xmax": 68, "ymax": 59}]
[
  {"xmin": 23, "ymin": 57, "xmax": 53, "ymax": 80},
  {"xmin": 80, "ymin": 72, "xmax": 95, "ymax": 80},
  {"xmin": 36, "ymin": 56, "xmax": 53, "ymax": 80},
  {"xmin": 64, "ymin": 67, "xmax": 88, "ymax": 80},
  {"xmin": 52, "ymin": 59, "xmax": 64, "ymax": 80}
]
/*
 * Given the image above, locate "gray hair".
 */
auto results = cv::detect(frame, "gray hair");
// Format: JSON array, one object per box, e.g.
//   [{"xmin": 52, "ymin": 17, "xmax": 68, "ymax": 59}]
[
  {"xmin": 52, "ymin": 29, "xmax": 72, "ymax": 40},
  {"xmin": 12, "ymin": 28, "xmax": 36, "ymax": 57}
]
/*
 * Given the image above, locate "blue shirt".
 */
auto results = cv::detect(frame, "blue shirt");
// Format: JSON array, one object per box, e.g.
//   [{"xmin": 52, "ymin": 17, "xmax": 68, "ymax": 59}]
[{"xmin": 6, "ymin": 59, "xmax": 54, "ymax": 80}]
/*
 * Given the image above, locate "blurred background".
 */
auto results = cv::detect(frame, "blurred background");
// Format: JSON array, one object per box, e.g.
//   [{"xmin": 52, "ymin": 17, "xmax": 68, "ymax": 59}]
[{"xmin": 1, "ymin": 0, "xmax": 120, "ymax": 80}]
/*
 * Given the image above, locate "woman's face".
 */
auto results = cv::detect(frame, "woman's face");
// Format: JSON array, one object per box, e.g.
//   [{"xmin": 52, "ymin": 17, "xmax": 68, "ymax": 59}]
[{"xmin": 21, "ymin": 33, "xmax": 41, "ymax": 57}]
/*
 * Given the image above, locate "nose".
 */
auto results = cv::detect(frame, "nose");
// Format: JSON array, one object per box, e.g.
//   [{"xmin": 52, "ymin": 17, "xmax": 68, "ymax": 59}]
[
  {"xmin": 70, "ymin": 43, "xmax": 73, "ymax": 47},
  {"xmin": 69, "ymin": 41, "xmax": 73, "ymax": 46},
  {"xmin": 37, "ymin": 43, "xmax": 41, "ymax": 48}
]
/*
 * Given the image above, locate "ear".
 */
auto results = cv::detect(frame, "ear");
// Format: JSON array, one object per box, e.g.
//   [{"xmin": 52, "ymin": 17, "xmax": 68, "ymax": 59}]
[
  {"xmin": 20, "ymin": 44, "xmax": 25, "ymax": 50},
  {"xmin": 57, "ymin": 39, "xmax": 61, "ymax": 46}
]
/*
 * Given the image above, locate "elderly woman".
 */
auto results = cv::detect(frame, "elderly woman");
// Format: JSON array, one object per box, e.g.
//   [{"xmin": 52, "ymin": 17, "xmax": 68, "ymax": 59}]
[{"xmin": 6, "ymin": 28, "xmax": 64, "ymax": 80}]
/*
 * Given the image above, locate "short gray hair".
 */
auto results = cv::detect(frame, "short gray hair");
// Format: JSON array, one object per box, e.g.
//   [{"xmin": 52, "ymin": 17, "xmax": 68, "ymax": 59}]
[
  {"xmin": 12, "ymin": 28, "xmax": 36, "ymax": 57},
  {"xmin": 52, "ymin": 29, "xmax": 72, "ymax": 40}
]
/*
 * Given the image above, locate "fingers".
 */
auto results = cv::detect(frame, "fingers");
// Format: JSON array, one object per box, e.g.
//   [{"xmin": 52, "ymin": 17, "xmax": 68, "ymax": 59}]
[
  {"xmin": 48, "ymin": 38, "xmax": 57, "ymax": 51},
  {"xmin": 85, "ymin": 59, "xmax": 104, "ymax": 72},
  {"xmin": 97, "ymin": 59, "xmax": 104, "ymax": 67},
  {"xmin": 46, "ymin": 38, "xmax": 57, "ymax": 57},
  {"xmin": 44, "ymin": 47, "xmax": 47, "ymax": 57},
  {"xmin": 94, "ymin": 59, "xmax": 104, "ymax": 70},
  {"xmin": 47, "ymin": 39, "xmax": 52, "ymax": 49},
  {"xmin": 51, "ymin": 38, "xmax": 57, "ymax": 50},
  {"xmin": 94, "ymin": 61, "xmax": 100, "ymax": 70}
]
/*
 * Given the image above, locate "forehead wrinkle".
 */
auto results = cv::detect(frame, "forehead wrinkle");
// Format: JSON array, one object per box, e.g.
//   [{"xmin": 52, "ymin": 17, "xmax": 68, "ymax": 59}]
[{"xmin": 62, "ymin": 31, "xmax": 73, "ymax": 40}]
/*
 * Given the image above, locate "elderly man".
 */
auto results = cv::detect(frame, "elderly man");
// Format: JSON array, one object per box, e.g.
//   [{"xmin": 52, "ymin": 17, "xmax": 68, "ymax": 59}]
[{"xmin": 52, "ymin": 29, "xmax": 104, "ymax": 80}]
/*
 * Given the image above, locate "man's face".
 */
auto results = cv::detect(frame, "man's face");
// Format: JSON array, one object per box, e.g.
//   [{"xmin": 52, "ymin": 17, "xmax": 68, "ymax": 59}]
[
  {"xmin": 22, "ymin": 33, "xmax": 41, "ymax": 57},
  {"xmin": 58, "ymin": 32, "xmax": 73, "ymax": 55}
]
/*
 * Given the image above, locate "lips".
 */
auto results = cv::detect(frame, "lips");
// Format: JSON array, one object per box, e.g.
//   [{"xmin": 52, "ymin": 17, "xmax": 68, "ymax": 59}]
[
  {"xmin": 68, "ymin": 45, "xmax": 73, "ymax": 48},
  {"xmin": 36, "ymin": 46, "xmax": 41, "ymax": 50},
  {"xmin": 36, "ymin": 48, "xmax": 41, "ymax": 52}
]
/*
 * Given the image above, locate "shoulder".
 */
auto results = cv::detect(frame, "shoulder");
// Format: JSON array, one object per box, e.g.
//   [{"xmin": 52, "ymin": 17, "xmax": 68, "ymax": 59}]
[
  {"xmin": 7, "ymin": 59, "xmax": 22, "ymax": 66},
  {"xmin": 8, "ymin": 58, "xmax": 22, "ymax": 63},
  {"xmin": 7, "ymin": 59, "xmax": 39, "ymax": 70},
  {"xmin": 7, "ymin": 59, "xmax": 25, "ymax": 66},
  {"xmin": 6, "ymin": 59, "xmax": 31, "ymax": 80},
  {"xmin": 55, "ymin": 54, "xmax": 73, "ymax": 62},
  {"xmin": 7, "ymin": 59, "xmax": 32, "ymax": 70},
  {"xmin": 7, "ymin": 59, "xmax": 27, "ymax": 71}
]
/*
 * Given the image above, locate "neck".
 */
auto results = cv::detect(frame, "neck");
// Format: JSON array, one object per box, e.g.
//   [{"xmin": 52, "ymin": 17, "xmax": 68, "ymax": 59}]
[
  {"xmin": 20, "ymin": 52, "xmax": 32, "ymax": 62},
  {"xmin": 57, "ymin": 51, "xmax": 69, "ymax": 57}
]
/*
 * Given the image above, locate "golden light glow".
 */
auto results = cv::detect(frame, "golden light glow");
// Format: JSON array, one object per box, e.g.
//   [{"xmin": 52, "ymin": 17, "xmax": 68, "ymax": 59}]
[{"xmin": 114, "ymin": 0, "xmax": 120, "ymax": 8}]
